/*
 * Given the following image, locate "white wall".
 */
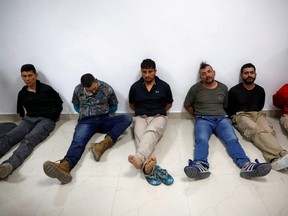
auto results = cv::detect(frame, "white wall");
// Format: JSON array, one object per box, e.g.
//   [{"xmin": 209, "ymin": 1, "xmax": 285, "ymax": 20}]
[{"xmin": 0, "ymin": 0, "xmax": 287, "ymax": 114}]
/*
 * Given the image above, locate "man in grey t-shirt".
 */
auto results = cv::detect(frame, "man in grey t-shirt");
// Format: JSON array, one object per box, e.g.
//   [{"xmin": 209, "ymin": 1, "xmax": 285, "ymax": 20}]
[{"xmin": 183, "ymin": 62, "xmax": 271, "ymax": 180}]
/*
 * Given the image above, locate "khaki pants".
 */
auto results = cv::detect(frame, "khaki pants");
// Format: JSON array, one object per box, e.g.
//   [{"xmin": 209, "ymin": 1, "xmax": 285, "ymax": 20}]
[
  {"xmin": 280, "ymin": 114, "xmax": 288, "ymax": 132},
  {"xmin": 132, "ymin": 115, "xmax": 168, "ymax": 163},
  {"xmin": 232, "ymin": 111, "xmax": 288, "ymax": 162}
]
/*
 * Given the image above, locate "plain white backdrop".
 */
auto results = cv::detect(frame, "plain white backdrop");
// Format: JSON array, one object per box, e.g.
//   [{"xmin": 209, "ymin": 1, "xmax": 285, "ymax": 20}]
[{"xmin": 0, "ymin": 0, "xmax": 287, "ymax": 114}]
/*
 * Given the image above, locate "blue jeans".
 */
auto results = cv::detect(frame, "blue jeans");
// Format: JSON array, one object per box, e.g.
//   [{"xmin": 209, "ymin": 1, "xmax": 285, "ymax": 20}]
[
  {"xmin": 0, "ymin": 116, "xmax": 55, "ymax": 171},
  {"xmin": 194, "ymin": 116, "xmax": 250, "ymax": 168},
  {"xmin": 64, "ymin": 114, "xmax": 132, "ymax": 169}
]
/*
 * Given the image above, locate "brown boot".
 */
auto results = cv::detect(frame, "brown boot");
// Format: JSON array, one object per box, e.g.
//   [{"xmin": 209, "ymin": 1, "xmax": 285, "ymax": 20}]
[
  {"xmin": 0, "ymin": 163, "xmax": 13, "ymax": 179},
  {"xmin": 90, "ymin": 135, "xmax": 113, "ymax": 161},
  {"xmin": 43, "ymin": 159, "xmax": 72, "ymax": 184}
]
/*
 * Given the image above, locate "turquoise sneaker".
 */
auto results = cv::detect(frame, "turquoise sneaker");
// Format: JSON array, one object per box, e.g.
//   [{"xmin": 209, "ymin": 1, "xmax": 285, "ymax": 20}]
[
  {"xmin": 143, "ymin": 167, "xmax": 161, "ymax": 186},
  {"xmin": 154, "ymin": 165, "xmax": 174, "ymax": 185}
]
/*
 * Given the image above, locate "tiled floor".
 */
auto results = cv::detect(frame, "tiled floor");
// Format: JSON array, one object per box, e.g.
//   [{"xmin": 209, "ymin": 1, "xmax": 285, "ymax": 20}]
[{"xmin": 1, "ymin": 116, "xmax": 288, "ymax": 216}]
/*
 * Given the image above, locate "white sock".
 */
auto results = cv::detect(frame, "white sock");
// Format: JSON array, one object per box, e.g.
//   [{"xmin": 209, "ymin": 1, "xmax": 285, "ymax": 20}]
[{"xmin": 271, "ymin": 154, "xmax": 288, "ymax": 170}]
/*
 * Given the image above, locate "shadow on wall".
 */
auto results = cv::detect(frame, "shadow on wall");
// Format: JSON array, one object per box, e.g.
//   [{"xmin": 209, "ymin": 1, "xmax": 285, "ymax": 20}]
[
  {"xmin": 0, "ymin": 69, "xmax": 23, "ymax": 114},
  {"xmin": 37, "ymin": 71, "xmax": 73, "ymax": 114}
]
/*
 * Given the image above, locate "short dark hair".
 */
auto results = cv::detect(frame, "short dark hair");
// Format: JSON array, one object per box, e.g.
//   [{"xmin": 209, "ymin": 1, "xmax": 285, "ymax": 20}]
[
  {"xmin": 141, "ymin": 59, "xmax": 156, "ymax": 69},
  {"xmin": 21, "ymin": 64, "xmax": 36, "ymax": 73},
  {"xmin": 240, "ymin": 63, "xmax": 256, "ymax": 74},
  {"xmin": 81, "ymin": 73, "xmax": 96, "ymax": 88},
  {"xmin": 199, "ymin": 62, "xmax": 213, "ymax": 70}
]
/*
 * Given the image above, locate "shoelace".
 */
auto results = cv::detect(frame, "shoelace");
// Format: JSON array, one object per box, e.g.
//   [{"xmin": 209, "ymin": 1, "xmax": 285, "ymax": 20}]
[
  {"xmin": 243, "ymin": 159, "xmax": 260, "ymax": 171},
  {"xmin": 188, "ymin": 159, "xmax": 208, "ymax": 172},
  {"xmin": 147, "ymin": 171, "xmax": 159, "ymax": 180},
  {"xmin": 195, "ymin": 163, "xmax": 209, "ymax": 172},
  {"xmin": 155, "ymin": 166, "xmax": 169, "ymax": 178}
]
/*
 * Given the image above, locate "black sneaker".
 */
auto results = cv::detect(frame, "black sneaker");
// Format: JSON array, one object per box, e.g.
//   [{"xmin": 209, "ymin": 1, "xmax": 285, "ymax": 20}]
[
  {"xmin": 184, "ymin": 159, "xmax": 211, "ymax": 180},
  {"xmin": 240, "ymin": 159, "xmax": 271, "ymax": 179}
]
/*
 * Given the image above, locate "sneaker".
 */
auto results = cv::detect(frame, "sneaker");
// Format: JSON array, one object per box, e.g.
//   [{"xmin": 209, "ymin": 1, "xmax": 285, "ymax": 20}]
[
  {"xmin": 0, "ymin": 163, "xmax": 13, "ymax": 179},
  {"xmin": 271, "ymin": 154, "xmax": 288, "ymax": 170},
  {"xmin": 184, "ymin": 159, "xmax": 211, "ymax": 180},
  {"xmin": 154, "ymin": 165, "xmax": 174, "ymax": 185},
  {"xmin": 240, "ymin": 159, "xmax": 272, "ymax": 179},
  {"xmin": 143, "ymin": 166, "xmax": 161, "ymax": 186}
]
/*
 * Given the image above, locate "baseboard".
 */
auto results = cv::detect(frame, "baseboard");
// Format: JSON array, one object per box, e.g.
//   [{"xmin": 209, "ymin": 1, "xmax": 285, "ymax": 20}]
[{"xmin": 0, "ymin": 110, "xmax": 282, "ymax": 122}]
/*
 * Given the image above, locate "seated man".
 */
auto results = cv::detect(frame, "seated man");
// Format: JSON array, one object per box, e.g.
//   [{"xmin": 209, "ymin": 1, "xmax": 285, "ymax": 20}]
[
  {"xmin": 0, "ymin": 64, "xmax": 63, "ymax": 179},
  {"xmin": 273, "ymin": 83, "xmax": 288, "ymax": 133},
  {"xmin": 43, "ymin": 73, "xmax": 132, "ymax": 184},
  {"xmin": 128, "ymin": 59, "xmax": 174, "ymax": 186},
  {"xmin": 183, "ymin": 62, "xmax": 271, "ymax": 180},
  {"xmin": 227, "ymin": 63, "xmax": 288, "ymax": 171}
]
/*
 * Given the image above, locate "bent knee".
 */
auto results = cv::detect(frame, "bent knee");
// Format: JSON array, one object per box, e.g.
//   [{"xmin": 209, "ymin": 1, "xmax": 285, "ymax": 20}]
[
  {"xmin": 237, "ymin": 124, "xmax": 258, "ymax": 138},
  {"xmin": 121, "ymin": 115, "xmax": 133, "ymax": 124}
]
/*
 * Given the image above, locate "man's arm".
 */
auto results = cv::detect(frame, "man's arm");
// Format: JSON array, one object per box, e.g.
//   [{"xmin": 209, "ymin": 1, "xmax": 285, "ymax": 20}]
[
  {"xmin": 226, "ymin": 89, "xmax": 235, "ymax": 117},
  {"xmin": 273, "ymin": 84, "xmax": 288, "ymax": 108},
  {"xmin": 109, "ymin": 105, "xmax": 117, "ymax": 113},
  {"xmin": 183, "ymin": 84, "xmax": 196, "ymax": 116},
  {"xmin": 73, "ymin": 103, "xmax": 79, "ymax": 113},
  {"xmin": 107, "ymin": 85, "xmax": 119, "ymax": 114},
  {"xmin": 165, "ymin": 103, "xmax": 172, "ymax": 111},
  {"xmin": 129, "ymin": 103, "xmax": 136, "ymax": 111},
  {"xmin": 184, "ymin": 106, "xmax": 194, "ymax": 116},
  {"xmin": 273, "ymin": 94, "xmax": 284, "ymax": 108},
  {"xmin": 16, "ymin": 91, "xmax": 25, "ymax": 117}
]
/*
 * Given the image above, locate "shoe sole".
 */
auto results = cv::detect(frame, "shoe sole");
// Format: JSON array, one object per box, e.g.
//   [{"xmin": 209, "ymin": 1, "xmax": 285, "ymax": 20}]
[
  {"xmin": 184, "ymin": 166, "xmax": 211, "ymax": 180},
  {"xmin": 144, "ymin": 175, "xmax": 161, "ymax": 186},
  {"xmin": 43, "ymin": 161, "xmax": 72, "ymax": 184},
  {"xmin": 240, "ymin": 163, "xmax": 272, "ymax": 179},
  {"xmin": 90, "ymin": 144, "xmax": 100, "ymax": 161},
  {"xmin": 0, "ymin": 164, "xmax": 12, "ymax": 179}
]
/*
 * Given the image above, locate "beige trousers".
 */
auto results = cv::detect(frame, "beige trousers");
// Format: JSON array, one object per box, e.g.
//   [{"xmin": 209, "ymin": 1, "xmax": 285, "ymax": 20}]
[
  {"xmin": 132, "ymin": 115, "xmax": 168, "ymax": 163},
  {"xmin": 280, "ymin": 114, "xmax": 288, "ymax": 132},
  {"xmin": 232, "ymin": 111, "xmax": 288, "ymax": 162}
]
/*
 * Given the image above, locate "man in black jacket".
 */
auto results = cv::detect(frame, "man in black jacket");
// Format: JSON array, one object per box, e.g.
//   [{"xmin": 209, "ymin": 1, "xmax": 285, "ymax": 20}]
[{"xmin": 0, "ymin": 64, "xmax": 63, "ymax": 179}]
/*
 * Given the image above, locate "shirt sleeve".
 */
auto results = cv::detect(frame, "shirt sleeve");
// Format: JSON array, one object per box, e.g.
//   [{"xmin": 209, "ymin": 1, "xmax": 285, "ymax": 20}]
[
  {"xmin": 128, "ymin": 85, "xmax": 135, "ymax": 104},
  {"xmin": 72, "ymin": 85, "xmax": 80, "ymax": 106},
  {"xmin": 273, "ymin": 84, "xmax": 288, "ymax": 107},
  {"xmin": 223, "ymin": 85, "xmax": 228, "ymax": 109},
  {"xmin": 257, "ymin": 87, "xmax": 265, "ymax": 111},
  {"xmin": 165, "ymin": 84, "xmax": 174, "ymax": 104},
  {"xmin": 226, "ymin": 88, "xmax": 237, "ymax": 117},
  {"xmin": 108, "ymin": 87, "xmax": 119, "ymax": 107},
  {"xmin": 184, "ymin": 86, "xmax": 195, "ymax": 108},
  {"xmin": 16, "ymin": 91, "xmax": 25, "ymax": 117}
]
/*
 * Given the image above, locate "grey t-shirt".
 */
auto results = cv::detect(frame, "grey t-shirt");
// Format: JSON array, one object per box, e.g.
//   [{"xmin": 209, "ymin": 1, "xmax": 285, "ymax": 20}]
[{"xmin": 184, "ymin": 81, "xmax": 228, "ymax": 116}]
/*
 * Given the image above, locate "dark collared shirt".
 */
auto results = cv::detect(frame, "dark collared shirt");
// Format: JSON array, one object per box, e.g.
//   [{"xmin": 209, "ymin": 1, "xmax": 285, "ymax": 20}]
[{"xmin": 129, "ymin": 76, "xmax": 173, "ymax": 116}]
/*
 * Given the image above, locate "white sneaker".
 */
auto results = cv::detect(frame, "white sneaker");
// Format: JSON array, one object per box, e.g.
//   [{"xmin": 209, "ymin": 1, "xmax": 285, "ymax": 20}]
[{"xmin": 271, "ymin": 154, "xmax": 288, "ymax": 170}]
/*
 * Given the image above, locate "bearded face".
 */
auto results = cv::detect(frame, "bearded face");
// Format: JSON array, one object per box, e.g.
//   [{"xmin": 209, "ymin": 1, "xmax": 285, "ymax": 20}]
[
  {"xmin": 241, "ymin": 67, "xmax": 256, "ymax": 85},
  {"xmin": 243, "ymin": 76, "xmax": 255, "ymax": 84}
]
